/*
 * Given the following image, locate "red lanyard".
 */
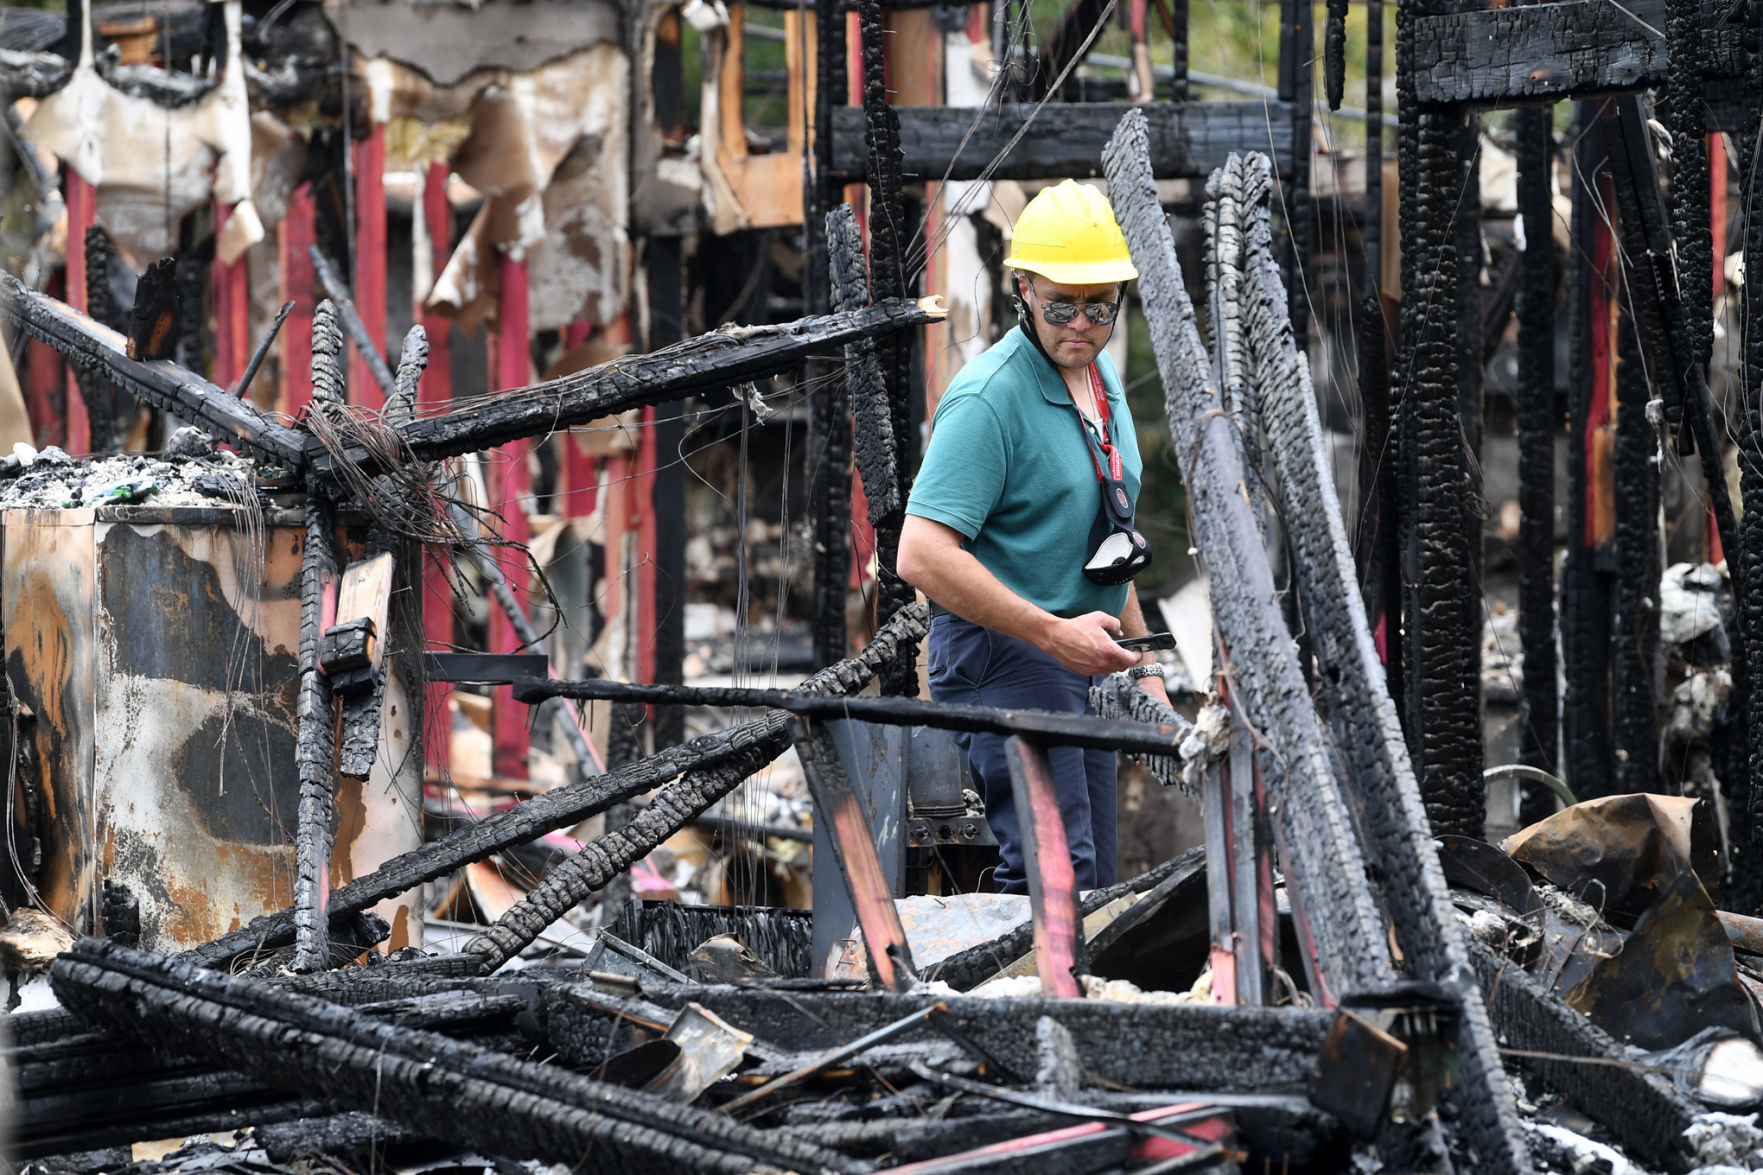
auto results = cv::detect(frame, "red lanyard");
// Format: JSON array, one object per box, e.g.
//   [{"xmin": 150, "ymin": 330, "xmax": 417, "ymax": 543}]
[{"xmin": 1068, "ymin": 363, "xmax": 1122, "ymax": 484}]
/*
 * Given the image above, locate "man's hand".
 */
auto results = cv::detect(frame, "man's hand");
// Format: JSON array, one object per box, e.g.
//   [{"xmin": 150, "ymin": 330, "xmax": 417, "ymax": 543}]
[{"xmin": 1045, "ymin": 612, "xmax": 1143, "ymax": 677}]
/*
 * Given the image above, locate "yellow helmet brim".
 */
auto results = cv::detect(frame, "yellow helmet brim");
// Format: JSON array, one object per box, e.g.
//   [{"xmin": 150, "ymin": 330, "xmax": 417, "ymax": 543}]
[{"xmin": 1002, "ymin": 256, "xmax": 1140, "ymax": 285}]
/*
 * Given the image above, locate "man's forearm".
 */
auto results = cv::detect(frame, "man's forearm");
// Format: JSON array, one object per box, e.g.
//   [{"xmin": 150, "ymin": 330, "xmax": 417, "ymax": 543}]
[{"xmin": 910, "ymin": 544, "xmax": 1065, "ymax": 648}]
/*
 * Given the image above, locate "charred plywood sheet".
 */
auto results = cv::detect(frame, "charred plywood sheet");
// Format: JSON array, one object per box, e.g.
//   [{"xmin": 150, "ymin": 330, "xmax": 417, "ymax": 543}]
[{"xmin": 1, "ymin": 507, "xmax": 423, "ymax": 952}]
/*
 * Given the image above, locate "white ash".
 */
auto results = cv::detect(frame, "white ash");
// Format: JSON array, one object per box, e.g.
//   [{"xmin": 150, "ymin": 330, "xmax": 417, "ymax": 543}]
[
  {"xmin": 1685, "ymin": 1113, "xmax": 1763, "ymax": 1170},
  {"xmin": 1526, "ymin": 1120, "xmax": 1648, "ymax": 1174},
  {"xmin": 1660, "ymin": 562, "xmax": 1727, "ymax": 648},
  {"xmin": 0, "ymin": 447, "xmax": 261, "ymax": 511}
]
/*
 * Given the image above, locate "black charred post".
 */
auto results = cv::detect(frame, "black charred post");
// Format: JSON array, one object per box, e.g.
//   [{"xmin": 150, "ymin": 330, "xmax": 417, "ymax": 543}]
[
  {"xmin": 1324, "ymin": 0, "xmax": 1347, "ymax": 110},
  {"xmin": 125, "ymin": 257, "xmax": 181, "ymax": 362},
  {"xmin": 1516, "ymin": 109, "xmax": 1558, "ymax": 804},
  {"xmin": 1561, "ymin": 102, "xmax": 1615, "ymax": 800},
  {"xmin": 1106, "ymin": 110, "xmax": 1394, "ymax": 1003},
  {"xmin": 1277, "ymin": 0, "xmax": 1313, "ymax": 355},
  {"xmin": 1454, "ymin": 117, "xmax": 1484, "ymax": 590},
  {"xmin": 809, "ymin": 0, "xmax": 852, "ymax": 669},
  {"xmin": 1168, "ymin": 0, "xmax": 1189, "ymax": 100},
  {"xmin": 1515, "ymin": 106, "xmax": 1560, "ymax": 808},
  {"xmin": 829, "ymin": 206, "xmax": 898, "ymax": 529},
  {"xmin": 858, "ymin": 0, "xmax": 918, "ymax": 697},
  {"xmin": 1740, "ymin": 45, "xmax": 1763, "ymax": 912},
  {"xmin": 291, "ymin": 305, "xmax": 344, "ymax": 975},
  {"xmin": 1396, "ymin": 2, "xmax": 1484, "ymax": 837},
  {"xmin": 256, "ymin": 1113, "xmax": 419, "ymax": 1162},
  {"xmin": 50, "ymin": 940, "xmax": 859, "ymax": 1174},
  {"xmin": 176, "ymin": 246, "xmax": 205, "ymax": 379},
  {"xmin": 78, "ymin": 225, "xmax": 118, "ymax": 452},
  {"xmin": 1611, "ymin": 313, "xmax": 1661, "ymax": 794},
  {"xmin": 1667, "ymin": 0, "xmax": 1712, "ymax": 373},
  {"xmin": 648, "ymin": 239, "xmax": 688, "ymax": 752}
]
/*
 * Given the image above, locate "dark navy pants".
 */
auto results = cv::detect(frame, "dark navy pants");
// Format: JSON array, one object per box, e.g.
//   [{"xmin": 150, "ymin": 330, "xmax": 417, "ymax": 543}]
[{"xmin": 926, "ymin": 613, "xmax": 1117, "ymax": 894}]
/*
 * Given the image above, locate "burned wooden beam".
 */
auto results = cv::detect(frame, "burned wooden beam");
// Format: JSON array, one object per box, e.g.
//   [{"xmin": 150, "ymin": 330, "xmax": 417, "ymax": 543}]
[
  {"xmin": 634, "ymin": 986, "xmax": 1337, "ymax": 1094},
  {"xmin": 50, "ymin": 939, "xmax": 860, "ymax": 1173},
  {"xmin": 1225, "ymin": 153, "xmax": 1529, "ymax": 1172},
  {"xmin": 1466, "ymin": 939, "xmax": 1699, "ymax": 1171},
  {"xmin": 462, "ymin": 606, "xmax": 927, "ymax": 972},
  {"xmin": 1006, "ymin": 737, "xmax": 1088, "ymax": 998},
  {"xmin": 317, "ymin": 298, "xmax": 946, "ymax": 471},
  {"xmin": 1401, "ymin": 0, "xmax": 1744, "ymax": 107},
  {"xmin": 308, "ymin": 246, "xmax": 397, "ymax": 399},
  {"xmin": 829, "ymin": 102, "xmax": 1294, "ymax": 183},
  {"xmin": 513, "ymin": 676, "xmax": 1187, "ymax": 758},
  {"xmin": 0, "ymin": 272, "xmax": 308, "ymax": 467},
  {"xmin": 1104, "ymin": 108, "xmax": 1393, "ymax": 1004}
]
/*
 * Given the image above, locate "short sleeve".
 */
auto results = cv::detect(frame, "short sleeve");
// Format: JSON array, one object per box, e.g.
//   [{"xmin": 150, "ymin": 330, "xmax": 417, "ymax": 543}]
[{"xmin": 906, "ymin": 394, "xmax": 1007, "ymax": 540}]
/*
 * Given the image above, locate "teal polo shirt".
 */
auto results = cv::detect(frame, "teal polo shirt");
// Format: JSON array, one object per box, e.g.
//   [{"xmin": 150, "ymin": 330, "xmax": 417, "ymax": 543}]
[{"xmin": 906, "ymin": 327, "xmax": 1143, "ymax": 619}]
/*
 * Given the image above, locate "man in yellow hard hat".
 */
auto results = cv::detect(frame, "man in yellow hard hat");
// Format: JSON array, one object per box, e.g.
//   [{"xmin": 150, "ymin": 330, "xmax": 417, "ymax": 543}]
[{"xmin": 897, "ymin": 180, "xmax": 1168, "ymax": 894}]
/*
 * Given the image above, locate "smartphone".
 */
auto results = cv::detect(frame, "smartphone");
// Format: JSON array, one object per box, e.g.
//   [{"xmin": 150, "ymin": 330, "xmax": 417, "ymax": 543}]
[{"xmin": 1113, "ymin": 632, "xmax": 1177, "ymax": 653}]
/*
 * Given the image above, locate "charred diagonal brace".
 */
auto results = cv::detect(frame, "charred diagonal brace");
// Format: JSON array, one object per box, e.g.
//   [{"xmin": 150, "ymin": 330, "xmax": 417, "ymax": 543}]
[
  {"xmin": 233, "ymin": 300, "xmax": 295, "ymax": 400},
  {"xmin": 514, "ymin": 676, "xmax": 1186, "ymax": 758},
  {"xmin": 310, "ymin": 299, "xmax": 948, "ymax": 472},
  {"xmin": 0, "ymin": 272, "xmax": 309, "ymax": 467},
  {"xmin": 1603, "ymin": 96, "xmax": 1741, "ymax": 597},
  {"xmin": 446, "ymin": 500, "xmax": 605, "ymax": 778},
  {"xmin": 407, "ymin": 603, "xmax": 926, "ymax": 974},
  {"xmin": 308, "ymin": 246, "xmax": 397, "ymax": 398},
  {"xmin": 794, "ymin": 718, "xmax": 919, "ymax": 990},
  {"xmin": 50, "ymin": 940, "xmax": 863, "ymax": 1174},
  {"xmin": 1227, "ymin": 155, "xmax": 1529, "ymax": 1172},
  {"xmin": 1104, "ymin": 109, "xmax": 1393, "ymax": 1003}
]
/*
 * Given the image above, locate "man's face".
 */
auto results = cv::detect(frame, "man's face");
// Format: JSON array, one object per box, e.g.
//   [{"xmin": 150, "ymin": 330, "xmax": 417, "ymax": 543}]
[{"xmin": 1020, "ymin": 276, "xmax": 1121, "ymax": 370}]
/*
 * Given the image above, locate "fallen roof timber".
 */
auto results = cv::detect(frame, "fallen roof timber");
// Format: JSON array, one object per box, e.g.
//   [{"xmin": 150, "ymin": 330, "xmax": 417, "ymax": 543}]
[
  {"xmin": 1401, "ymin": 0, "xmax": 1744, "ymax": 107},
  {"xmin": 829, "ymin": 102, "xmax": 1295, "ymax": 183}
]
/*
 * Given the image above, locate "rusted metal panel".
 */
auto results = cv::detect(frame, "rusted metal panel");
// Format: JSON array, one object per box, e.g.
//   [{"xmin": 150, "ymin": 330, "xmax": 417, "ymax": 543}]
[{"xmin": 3, "ymin": 507, "xmax": 423, "ymax": 952}]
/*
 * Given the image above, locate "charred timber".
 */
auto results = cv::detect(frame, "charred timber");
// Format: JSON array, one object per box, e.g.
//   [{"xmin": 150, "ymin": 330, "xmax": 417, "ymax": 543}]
[
  {"xmin": 186, "ymin": 604, "xmax": 927, "ymax": 971},
  {"xmin": 1229, "ymin": 153, "xmax": 1528, "ymax": 1172},
  {"xmin": 1602, "ymin": 96, "xmax": 1741, "ymax": 589},
  {"xmin": 1466, "ymin": 938, "xmax": 1698, "ymax": 1170},
  {"xmin": 50, "ymin": 939, "xmax": 861, "ymax": 1174},
  {"xmin": 1667, "ymin": 0, "xmax": 1713, "ymax": 372},
  {"xmin": 1515, "ymin": 106, "xmax": 1560, "ymax": 795},
  {"xmin": 513, "ymin": 676, "xmax": 1187, "ymax": 757},
  {"xmin": 308, "ymin": 247, "xmax": 397, "ymax": 397},
  {"xmin": 324, "ymin": 299, "xmax": 946, "ymax": 470},
  {"xmin": 1740, "ymin": 31, "xmax": 1763, "ymax": 912},
  {"xmin": 828, "ymin": 205, "xmax": 898, "ymax": 522},
  {"xmin": 1088, "ymin": 673, "xmax": 1194, "ymax": 792},
  {"xmin": 1611, "ymin": 313, "xmax": 1661, "ymax": 793},
  {"xmin": 0, "ymin": 272, "xmax": 308, "ymax": 467},
  {"xmin": 1105, "ymin": 109, "xmax": 1394, "ymax": 1002},
  {"xmin": 1401, "ymin": 0, "xmax": 1743, "ymax": 107},
  {"xmin": 828, "ymin": 102, "xmax": 1295, "ymax": 182},
  {"xmin": 630, "ymin": 985, "xmax": 1335, "ymax": 1093}
]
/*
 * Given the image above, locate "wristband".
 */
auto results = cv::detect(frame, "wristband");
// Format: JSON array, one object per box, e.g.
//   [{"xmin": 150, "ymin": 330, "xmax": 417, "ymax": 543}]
[{"xmin": 1127, "ymin": 663, "xmax": 1165, "ymax": 681}]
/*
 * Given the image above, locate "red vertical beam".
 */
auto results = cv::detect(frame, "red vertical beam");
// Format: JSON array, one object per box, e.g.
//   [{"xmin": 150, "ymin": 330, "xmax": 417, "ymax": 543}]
[
  {"xmin": 422, "ymin": 162, "xmax": 457, "ymax": 773},
  {"xmin": 489, "ymin": 252, "xmax": 532, "ymax": 780},
  {"xmin": 62, "ymin": 171, "xmax": 93, "ymax": 454},
  {"xmin": 352, "ymin": 127, "xmax": 388, "ymax": 411},
  {"xmin": 279, "ymin": 185, "xmax": 318, "ymax": 418},
  {"xmin": 210, "ymin": 201, "xmax": 251, "ymax": 393},
  {"xmin": 22, "ymin": 272, "xmax": 65, "ymax": 451}
]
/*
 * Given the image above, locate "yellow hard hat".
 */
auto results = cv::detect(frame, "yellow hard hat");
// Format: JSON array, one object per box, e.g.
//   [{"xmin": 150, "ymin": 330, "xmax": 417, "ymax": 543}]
[{"xmin": 1003, "ymin": 180, "xmax": 1139, "ymax": 286}]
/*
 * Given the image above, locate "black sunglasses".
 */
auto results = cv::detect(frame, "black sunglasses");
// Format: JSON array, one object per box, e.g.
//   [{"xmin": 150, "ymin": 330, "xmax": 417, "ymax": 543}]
[{"xmin": 1027, "ymin": 278, "xmax": 1122, "ymax": 326}]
